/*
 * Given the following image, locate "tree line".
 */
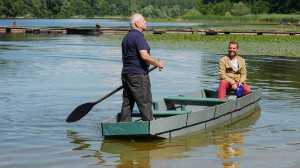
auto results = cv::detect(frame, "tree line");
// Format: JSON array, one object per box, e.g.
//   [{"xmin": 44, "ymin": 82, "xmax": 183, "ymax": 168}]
[
  {"xmin": 192, "ymin": 0, "xmax": 299, "ymax": 16},
  {"xmin": 0, "ymin": 0, "xmax": 299, "ymax": 18}
]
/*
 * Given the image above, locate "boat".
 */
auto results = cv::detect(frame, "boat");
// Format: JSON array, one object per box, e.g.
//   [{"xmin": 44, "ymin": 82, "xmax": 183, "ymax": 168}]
[
  {"xmin": 66, "ymin": 27, "xmax": 100, "ymax": 35},
  {"xmin": 153, "ymin": 29, "xmax": 166, "ymax": 34},
  {"xmin": 101, "ymin": 87, "xmax": 262, "ymax": 139}
]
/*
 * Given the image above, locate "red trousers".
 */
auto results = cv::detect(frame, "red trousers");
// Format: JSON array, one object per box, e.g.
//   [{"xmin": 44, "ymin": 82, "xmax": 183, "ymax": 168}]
[{"xmin": 218, "ymin": 80, "xmax": 251, "ymax": 99}]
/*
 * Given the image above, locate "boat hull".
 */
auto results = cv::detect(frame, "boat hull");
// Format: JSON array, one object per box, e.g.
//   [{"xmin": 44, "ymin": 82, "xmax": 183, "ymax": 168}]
[
  {"xmin": 101, "ymin": 87, "xmax": 262, "ymax": 138},
  {"xmin": 66, "ymin": 28, "xmax": 100, "ymax": 35}
]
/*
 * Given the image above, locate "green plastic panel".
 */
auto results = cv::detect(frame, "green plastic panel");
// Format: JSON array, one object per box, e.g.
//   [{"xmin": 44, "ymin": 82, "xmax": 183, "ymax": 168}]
[{"xmin": 102, "ymin": 121, "xmax": 149, "ymax": 136}]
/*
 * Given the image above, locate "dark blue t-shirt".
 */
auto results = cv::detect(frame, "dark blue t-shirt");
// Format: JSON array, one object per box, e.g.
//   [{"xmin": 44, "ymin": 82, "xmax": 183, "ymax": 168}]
[{"xmin": 121, "ymin": 29, "xmax": 150, "ymax": 74}]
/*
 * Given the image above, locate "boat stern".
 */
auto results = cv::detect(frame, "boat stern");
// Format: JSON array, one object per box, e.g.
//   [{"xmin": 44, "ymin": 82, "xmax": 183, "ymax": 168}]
[{"xmin": 101, "ymin": 121, "xmax": 150, "ymax": 136}]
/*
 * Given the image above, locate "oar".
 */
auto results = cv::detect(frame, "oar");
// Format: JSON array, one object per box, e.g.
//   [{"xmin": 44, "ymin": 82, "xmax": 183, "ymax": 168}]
[{"xmin": 66, "ymin": 65, "xmax": 158, "ymax": 123}]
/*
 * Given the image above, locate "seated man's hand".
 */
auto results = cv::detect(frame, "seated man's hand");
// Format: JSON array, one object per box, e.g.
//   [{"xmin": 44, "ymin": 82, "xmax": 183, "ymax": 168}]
[{"xmin": 232, "ymin": 83, "xmax": 238, "ymax": 90}]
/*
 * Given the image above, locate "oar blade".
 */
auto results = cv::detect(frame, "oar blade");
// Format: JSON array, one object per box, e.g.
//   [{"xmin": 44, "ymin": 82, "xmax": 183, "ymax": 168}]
[{"xmin": 66, "ymin": 102, "xmax": 95, "ymax": 122}]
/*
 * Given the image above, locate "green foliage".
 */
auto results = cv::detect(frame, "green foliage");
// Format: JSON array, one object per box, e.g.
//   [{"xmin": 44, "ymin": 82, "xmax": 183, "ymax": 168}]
[
  {"xmin": 258, "ymin": 14, "xmax": 300, "ymax": 23},
  {"xmin": 184, "ymin": 9, "xmax": 201, "ymax": 17},
  {"xmin": 231, "ymin": 2, "xmax": 251, "ymax": 16},
  {"xmin": 170, "ymin": 5, "xmax": 181, "ymax": 18},
  {"xmin": 145, "ymin": 34, "xmax": 300, "ymax": 57},
  {"xmin": 182, "ymin": 13, "xmax": 300, "ymax": 24},
  {"xmin": 70, "ymin": 0, "xmax": 93, "ymax": 17},
  {"xmin": 106, "ymin": 33, "xmax": 300, "ymax": 57},
  {"xmin": 212, "ymin": 0, "xmax": 231, "ymax": 15},
  {"xmin": 0, "ymin": 1, "xmax": 4, "ymax": 15},
  {"xmin": 0, "ymin": 0, "xmax": 299, "ymax": 18},
  {"xmin": 224, "ymin": 12, "xmax": 232, "ymax": 17},
  {"xmin": 194, "ymin": 0, "xmax": 299, "ymax": 17},
  {"xmin": 25, "ymin": 0, "xmax": 48, "ymax": 18},
  {"xmin": 93, "ymin": 0, "xmax": 110, "ymax": 16},
  {"xmin": 58, "ymin": 0, "xmax": 74, "ymax": 18},
  {"xmin": 141, "ymin": 5, "xmax": 155, "ymax": 18},
  {"xmin": 0, "ymin": 0, "xmax": 197, "ymax": 18},
  {"xmin": 267, "ymin": 0, "xmax": 300, "ymax": 14},
  {"xmin": 248, "ymin": 0, "xmax": 270, "ymax": 14},
  {"xmin": 194, "ymin": 0, "xmax": 209, "ymax": 15}
]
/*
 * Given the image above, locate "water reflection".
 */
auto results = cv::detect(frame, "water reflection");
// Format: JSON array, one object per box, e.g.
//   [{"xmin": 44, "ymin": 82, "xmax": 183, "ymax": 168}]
[
  {"xmin": 216, "ymin": 133, "xmax": 244, "ymax": 159},
  {"xmin": 216, "ymin": 133, "xmax": 244, "ymax": 168},
  {"xmin": 67, "ymin": 130, "xmax": 107, "ymax": 166},
  {"xmin": 66, "ymin": 107, "xmax": 260, "ymax": 167},
  {"xmin": 221, "ymin": 161, "xmax": 242, "ymax": 168}
]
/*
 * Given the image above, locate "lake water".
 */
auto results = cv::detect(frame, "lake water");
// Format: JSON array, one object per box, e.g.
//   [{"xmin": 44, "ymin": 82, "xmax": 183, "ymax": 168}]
[
  {"xmin": 0, "ymin": 20, "xmax": 300, "ymax": 168},
  {"xmin": 0, "ymin": 18, "xmax": 241, "ymax": 28}
]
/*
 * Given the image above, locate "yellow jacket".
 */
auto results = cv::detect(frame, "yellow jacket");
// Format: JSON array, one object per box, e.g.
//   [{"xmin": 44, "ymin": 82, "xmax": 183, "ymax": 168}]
[{"xmin": 218, "ymin": 55, "xmax": 247, "ymax": 85}]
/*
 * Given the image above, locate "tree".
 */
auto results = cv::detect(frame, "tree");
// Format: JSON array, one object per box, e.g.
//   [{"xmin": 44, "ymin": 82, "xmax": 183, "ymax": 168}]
[
  {"xmin": 11, "ymin": 1, "xmax": 27, "ymax": 17},
  {"xmin": 267, "ymin": 0, "xmax": 299, "ymax": 14},
  {"xmin": 195, "ymin": 0, "xmax": 207, "ymax": 15},
  {"xmin": 46, "ymin": 0, "xmax": 63, "ymax": 17},
  {"xmin": 158, "ymin": 6, "xmax": 169, "ymax": 18},
  {"xmin": 127, "ymin": 0, "xmax": 140, "ymax": 16},
  {"xmin": 231, "ymin": 2, "xmax": 251, "ymax": 16},
  {"xmin": 248, "ymin": 0, "xmax": 270, "ymax": 14},
  {"xmin": 58, "ymin": 0, "xmax": 74, "ymax": 18},
  {"xmin": 0, "ymin": 0, "xmax": 298, "ymax": 19},
  {"xmin": 170, "ymin": 5, "xmax": 181, "ymax": 18},
  {"xmin": 24, "ymin": 0, "xmax": 48, "ymax": 18},
  {"xmin": 184, "ymin": 8, "xmax": 201, "ymax": 17},
  {"xmin": 140, "ymin": 5, "xmax": 155, "ymax": 17},
  {"xmin": 93, "ymin": 0, "xmax": 110, "ymax": 16},
  {"xmin": 70, "ymin": 0, "xmax": 93, "ymax": 17},
  {"xmin": 0, "ymin": 0, "xmax": 6, "ymax": 16},
  {"xmin": 212, "ymin": 0, "xmax": 231, "ymax": 15}
]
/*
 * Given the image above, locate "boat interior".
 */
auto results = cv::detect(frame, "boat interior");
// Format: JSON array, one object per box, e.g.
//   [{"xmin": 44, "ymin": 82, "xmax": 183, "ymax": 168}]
[{"xmin": 108, "ymin": 88, "xmax": 239, "ymax": 122}]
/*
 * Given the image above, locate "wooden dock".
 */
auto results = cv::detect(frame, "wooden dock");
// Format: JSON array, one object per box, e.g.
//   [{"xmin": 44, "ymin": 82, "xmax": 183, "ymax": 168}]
[
  {"xmin": 1, "ymin": 26, "xmax": 299, "ymax": 36},
  {"xmin": 0, "ymin": 27, "xmax": 67, "ymax": 34}
]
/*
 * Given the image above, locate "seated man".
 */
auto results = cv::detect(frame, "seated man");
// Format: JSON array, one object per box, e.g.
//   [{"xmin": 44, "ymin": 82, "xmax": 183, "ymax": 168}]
[{"xmin": 218, "ymin": 41, "xmax": 251, "ymax": 99}]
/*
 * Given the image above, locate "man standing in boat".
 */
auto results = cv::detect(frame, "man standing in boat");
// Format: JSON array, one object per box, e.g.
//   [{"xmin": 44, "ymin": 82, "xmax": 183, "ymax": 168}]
[
  {"xmin": 120, "ymin": 14, "xmax": 164, "ymax": 122},
  {"xmin": 218, "ymin": 41, "xmax": 251, "ymax": 99}
]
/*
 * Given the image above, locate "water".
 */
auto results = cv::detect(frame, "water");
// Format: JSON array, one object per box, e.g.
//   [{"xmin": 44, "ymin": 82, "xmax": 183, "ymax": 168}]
[
  {"xmin": 0, "ymin": 18, "xmax": 242, "ymax": 28},
  {"xmin": 1, "ymin": 30, "xmax": 300, "ymax": 167}
]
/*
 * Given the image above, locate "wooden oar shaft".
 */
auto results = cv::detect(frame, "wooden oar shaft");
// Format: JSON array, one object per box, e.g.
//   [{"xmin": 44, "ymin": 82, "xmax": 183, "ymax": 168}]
[
  {"xmin": 94, "ymin": 85, "xmax": 123, "ymax": 104},
  {"xmin": 94, "ymin": 66, "xmax": 158, "ymax": 104}
]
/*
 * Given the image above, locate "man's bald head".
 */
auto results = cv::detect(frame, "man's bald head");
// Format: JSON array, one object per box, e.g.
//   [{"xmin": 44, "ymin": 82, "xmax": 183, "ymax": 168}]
[{"xmin": 129, "ymin": 14, "xmax": 143, "ymax": 28}]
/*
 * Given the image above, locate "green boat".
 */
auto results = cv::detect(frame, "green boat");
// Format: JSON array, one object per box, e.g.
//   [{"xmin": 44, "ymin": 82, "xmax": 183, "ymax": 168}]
[
  {"xmin": 153, "ymin": 29, "xmax": 166, "ymax": 34},
  {"xmin": 101, "ymin": 87, "xmax": 262, "ymax": 139}
]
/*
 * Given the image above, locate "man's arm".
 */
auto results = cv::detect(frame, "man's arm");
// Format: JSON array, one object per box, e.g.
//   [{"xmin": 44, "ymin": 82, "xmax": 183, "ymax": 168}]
[
  {"xmin": 239, "ymin": 59, "xmax": 247, "ymax": 84},
  {"xmin": 139, "ymin": 50, "xmax": 164, "ymax": 69}
]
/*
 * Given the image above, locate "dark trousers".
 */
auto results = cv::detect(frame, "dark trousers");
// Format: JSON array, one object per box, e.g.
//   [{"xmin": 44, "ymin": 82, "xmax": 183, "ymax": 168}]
[{"xmin": 120, "ymin": 73, "xmax": 153, "ymax": 122}]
